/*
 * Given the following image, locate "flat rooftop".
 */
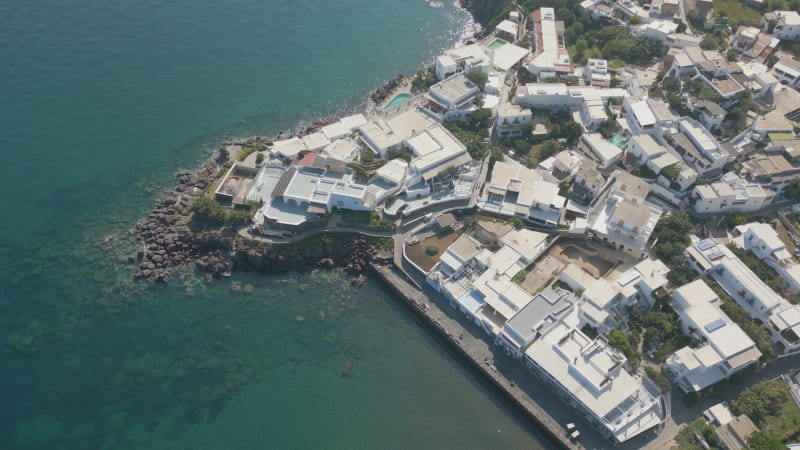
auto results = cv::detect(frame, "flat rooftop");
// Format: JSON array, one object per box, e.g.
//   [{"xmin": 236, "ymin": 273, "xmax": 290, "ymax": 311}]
[
  {"xmin": 502, "ymin": 288, "xmax": 575, "ymax": 348},
  {"xmin": 525, "ymin": 316, "xmax": 665, "ymax": 442},
  {"xmin": 429, "ymin": 74, "xmax": 478, "ymax": 104}
]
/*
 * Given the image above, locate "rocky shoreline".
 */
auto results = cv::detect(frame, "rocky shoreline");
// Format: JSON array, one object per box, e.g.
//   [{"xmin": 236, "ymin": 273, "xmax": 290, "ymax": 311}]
[{"xmin": 129, "ymin": 136, "xmax": 388, "ymax": 284}]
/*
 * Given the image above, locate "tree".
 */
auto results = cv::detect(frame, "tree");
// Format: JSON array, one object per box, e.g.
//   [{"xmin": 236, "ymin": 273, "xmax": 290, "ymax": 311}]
[
  {"xmin": 747, "ymin": 430, "xmax": 784, "ymax": 450},
  {"xmin": 675, "ymin": 20, "xmax": 687, "ymax": 33},
  {"xmin": 467, "ymin": 108, "xmax": 493, "ymax": 130},
  {"xmin": 558, "ymin": 121, "xmax": 583, "ymax": 145},
  {"xmin": 466, "ymin": 69, "xmax": 488, "ymax": 91},
  {"xmin": 575, "ymin": 38, "xmax": 588, "ymax": 54},
  {"xmin": 539, "ymin": 139, "xmax": 561, "ymax": 159},
  {"xmin": 784, "ymin": 181, "xmax": 800, "ymax": 201},
  {"xmin": 598, "ymin": 118, "xmax": 617, "ymax": 138},
  {"xmin": 662, "ymin": 76, "xmax": 681, "ymax": 95},
  {"xmin": 411, "ymin": 66, "xmax": 437, "ymax": 93},
  {"xmin": 723, "ymin": 213, "xmax": 747, "ymax": 228},
  {"xmin": 765, "ymin": 52, "xmax": 779, "ymax": 68},
  {"xmin": 731, "ymin": 379, "xmax": 787, "ymax": 423},
  {"xmin": 509, "ymin": 217, "xmax": 524, "ymax": 229}
]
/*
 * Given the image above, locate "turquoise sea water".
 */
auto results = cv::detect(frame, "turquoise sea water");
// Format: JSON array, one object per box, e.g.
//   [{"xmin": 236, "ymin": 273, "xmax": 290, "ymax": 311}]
[{"xmin": 0, "ymin": 0, "xmax": 548, "ymax": 448}]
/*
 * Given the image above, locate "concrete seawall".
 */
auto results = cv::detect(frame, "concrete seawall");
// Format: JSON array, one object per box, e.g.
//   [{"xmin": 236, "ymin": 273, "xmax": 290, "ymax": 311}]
[{"xmin": 367, "ymin": 262, "xmax": 576, "ymax": 450}]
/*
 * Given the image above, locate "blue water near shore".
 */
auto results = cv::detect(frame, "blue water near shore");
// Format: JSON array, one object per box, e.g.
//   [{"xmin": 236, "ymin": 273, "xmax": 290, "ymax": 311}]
[{"xmin": 0, "ymin": 0, "xmax": 547, "ymax": 448}]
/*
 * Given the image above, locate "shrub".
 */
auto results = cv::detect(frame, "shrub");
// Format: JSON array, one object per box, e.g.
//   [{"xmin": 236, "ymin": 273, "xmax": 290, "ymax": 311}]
[
  {"xmin": 424, "ymin": 245, "xmax": 439, "ymax": 256},
  {"xmin": 255, "ymin": 153, "xmax": 265, "ymax": 165},
  {"xmin": 731, "ymin": 379, "xmax": 787, "ymax": 424},
  {"xmin": 237, "ymin": 145, "xmax": 259, "ymax": 161},
  {"xmin": 511, "ymin": 269, "xmax": 527, "ymax": 284},
  {"xmin": 191, "ymin": 196, "xmax": 252, "ymax": 225},
  {"xmin": 645, "ymin": 366, "xmax": 671, "ymax": 392}
]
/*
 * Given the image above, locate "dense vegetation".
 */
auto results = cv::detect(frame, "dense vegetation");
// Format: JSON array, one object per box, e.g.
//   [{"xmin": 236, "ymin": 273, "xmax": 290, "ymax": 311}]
[
  {"xmin": 675, "ymin": 419, "xmax": 721, "ymax": 450},
  {"xmin": 411, "ymin": 66, "xmax": 437, "ymax": 93},
  {"xmin": 707, "ymin": 282, "xmax": 775, "ymax": 360},
  {"xmin": 726, "ymin": 243, "xmax": 789, "ymax": 294},
  {"xmin": 191, "ymin": 196, "xmax": 253, "ymax": 225},
  {"xmin": 606, "ymin": 328, "xmax": 641, "ymax": 366},
  {"xmin": 339, "ymin": 210, "xmax": 393, "ymax": 228},
  {"xmin": 460, "ymin": 0, "xmax": 512, "ymax": 27},
  {"xmin": 732, "ymin": 379, "xmax": 787, "ymax": 423},
  {"xmin": 644, "ymin": 366, "xmax": 671, "ymax": 392},
  {"xmin": 651, "ymin": 213, "xmax": 699, "ymax": 286},
  {"xmin": 445, "ymin": 110, "xmax": 492, "ymax": 159}
]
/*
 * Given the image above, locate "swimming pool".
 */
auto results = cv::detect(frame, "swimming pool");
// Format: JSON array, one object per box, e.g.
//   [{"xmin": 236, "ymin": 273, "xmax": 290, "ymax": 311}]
[
  {"xmin": 383, "ymin": 92, "xmax": 411, "ymax": 110},
  {"xmin": 488, "ymin": 38, "xmax": 507, "ymax": 49},
  {"xmin": 609, "ymin": 134, "xmax": 627, "ymax": 147}
]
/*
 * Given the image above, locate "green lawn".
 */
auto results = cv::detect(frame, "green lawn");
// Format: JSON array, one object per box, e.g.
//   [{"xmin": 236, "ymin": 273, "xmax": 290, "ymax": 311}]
[
  {"xmin": 712, "ymin": 0, "xmax": 762, "ymax": 27},
  {"xmin": 675, "ymin": 419, "xmax": 721, "ymax": 450},
  {"xmin": 762, "ymin": 383, "xmax": 800, "ymax": 441}
]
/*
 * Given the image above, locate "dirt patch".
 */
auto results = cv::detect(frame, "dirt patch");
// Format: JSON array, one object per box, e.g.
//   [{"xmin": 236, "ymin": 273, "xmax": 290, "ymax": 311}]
[
  {"xmin": 520, "ymin": 255, "xmax": 565, "ymax": 294},
  {"xmin": 405, "ymin": 231, "xmax": 459, "ymax": 272},
  {"xmin": 550, "ymin": 242, "xmax": 615, "ymax": 278}
]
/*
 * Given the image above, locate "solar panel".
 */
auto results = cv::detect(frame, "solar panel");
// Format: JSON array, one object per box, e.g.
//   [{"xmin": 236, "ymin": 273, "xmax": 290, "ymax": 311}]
[
  {"xmin": 704, "ymin": 318, "xmax": 726, "ymax": 333},
  {"xmin": 696, "ymin": 239, "xmax": 717, "ymax": 251},
  {"xmin": 707, "ymin": 249, "xmax": 725, "ymax": 261}
]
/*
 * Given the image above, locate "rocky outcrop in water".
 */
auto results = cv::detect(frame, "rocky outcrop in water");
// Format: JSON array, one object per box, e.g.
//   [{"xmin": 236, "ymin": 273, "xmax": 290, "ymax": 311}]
[
  {"xmin": 370, "ymin": 75, "xmax": 404, "ymax": 105},
  {"xmin": 131, "ymin": 150, "xmax": 232, "ymax": 283},
  {"xmin": 232, "ymin": 236, "xmax": 380, "ymax": 276},
  {"xmin": 130, "ymin": 144, "xmax": 387, "ymax": 284}
]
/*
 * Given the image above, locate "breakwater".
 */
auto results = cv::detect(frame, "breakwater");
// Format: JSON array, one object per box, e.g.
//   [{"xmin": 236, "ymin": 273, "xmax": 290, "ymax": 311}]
[{"xmin": 367, "ymin": 262, "xmax": 576, "ymax": 450}]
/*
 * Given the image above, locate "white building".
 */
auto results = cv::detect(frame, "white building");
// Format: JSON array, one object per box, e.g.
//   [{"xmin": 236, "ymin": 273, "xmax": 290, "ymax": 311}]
[
  {"xmin": 772, "ymin": 58, "xmax": 800, "ymax": 88},
  {"xmin": 322, "ymin": 138, "xmax": 360, "ymax": 162},
  {"xmin": 664, "ymin": 279, "xmax": 762, "ymax": 393},
  {"xmin": 582, "ymin": 133, "xmax": 623, "ymax": 169},
  {"xmin": 499, "ymin": 228, "xmax": 550, "ymax": 265},
  {"xmin": 585, "ymin": 59, "xmax": 611, "ymax": 87},
  {"xmin": 613, "ymin": 257, "xmax": 671, "ymax": 308},
  {"xmin": 404, "ymin": 123, "xmax": 472, "ymax": 186},
  {"xmin": 495, "ymin": 103, "xmax": 532, "ymax": 138},
  {"xmin": 691, "ymin": 172, "xmax": 773, "ymax": 214},
  {"xmin": 363, "ymin": 159, "xmax": 408, "ymax": 208},
  {"xmin": 692, "ymin": 100, "xmax": 726, "ymax": 132},
  {"xmin": 434, "ymin": 44, "xmax": 491, "ymax": 80},
  {"xmin": 320, "ymin": 113, "xmax": 368, "ymax": 140},
  {"xmin": 685, "ymin": 236, "xmax": 800, "ymax": 353},
  {"xmin": 667, "ymin": 118, "xmax": 734, "ymax": 179},
  {"xmin": 421, "ymin": 73, "xmax": 481, "ymax": 121},
  {"xmin": 731, "ymin": 26, "xmax": 761, "ymax": 55},
  {"xmin": 639, "ymin": 20, "xmax": 679, "ymax": 43},
  {"xmin": 588, "ymin": 171, "xmax": 663, "ymax": 258},
  {"xmin": 491, "ymin": 43, "xmax": 530, "ymax": 73},
  {"xmin": 358, "ymin": 108, "xmax": 436, "ymax": 158},
  {"xmin": 272, "ymin": 136, "xmax": 308, "ymax": 159},
  {"xmin": 496, "ymin": 19, "xmax": 519, "ymax": 42},
  {"xmin": 526, "ymin": 8, "xmax": 572, "ymax": 80},
  {"xmin": 522, "ymin": 310, "xmax": 667, "ymax": 443},
  {"xmin": 624, "ymin": 134, "xmax": 668, "ymax": 168},
  {"xmin": 498, "ymin": 287, "xmax": 576, "ymax": 359},
  {"xmin": 733, "ymin": 222, "xmax": 800, "ymax": 293},
  {"xmin": 573, "ymin": 159, "xmax": 606, "ymax": 202},
  {"xmin": 480, "ymin": 161, "xmax": 566, "ymax": 227},
  {"xmin": 516, "ymin": 83, "xmax": 627, "ymax": 110},
  {"xmin": 619, "ymin": 97, "xmax": 678, "ymax": 138},
  {"xmin": 686, "ymin": 237, "xmax": 782, "ymax": 322},
  {"xmin": 763, "ymin": 11, "xmax": 800, "ymax": 41},
  {"xmin": 740, "ymin": 150, "xmax": 800, "ymax": 196}
]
